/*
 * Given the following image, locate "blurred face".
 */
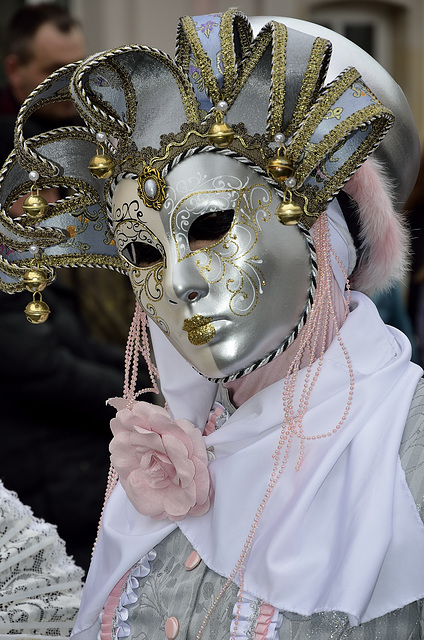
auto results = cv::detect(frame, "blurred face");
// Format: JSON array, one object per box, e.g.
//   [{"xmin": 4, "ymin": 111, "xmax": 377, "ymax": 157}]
[
  {"xmin": 112, "ymin": 155, "xmax": 311, "ymax": 379},
  {"xmin": 6, "ymin": 22, "xmax": 86, "ymax": 120}
]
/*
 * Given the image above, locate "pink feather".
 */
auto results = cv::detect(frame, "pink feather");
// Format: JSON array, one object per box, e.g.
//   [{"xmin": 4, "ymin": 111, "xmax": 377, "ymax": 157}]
[{"xmin": 342, "ymin": 157, "xmax": 409, "ymax": 295}]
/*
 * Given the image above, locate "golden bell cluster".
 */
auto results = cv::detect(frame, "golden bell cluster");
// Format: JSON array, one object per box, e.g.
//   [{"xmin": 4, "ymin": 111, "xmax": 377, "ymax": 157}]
[
  {"xmin": 266, "ymin": 147, "xmax": 303, "ymax": 226},
  {"xmin": 23, "ymin": 268, "xmax": 51, "ymax": 324}
]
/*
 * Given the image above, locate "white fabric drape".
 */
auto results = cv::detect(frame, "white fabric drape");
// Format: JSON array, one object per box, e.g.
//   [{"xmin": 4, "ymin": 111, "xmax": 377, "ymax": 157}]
[{"xmin": 72, "ymin": 293, "xmax": 424, "ymax": 639}]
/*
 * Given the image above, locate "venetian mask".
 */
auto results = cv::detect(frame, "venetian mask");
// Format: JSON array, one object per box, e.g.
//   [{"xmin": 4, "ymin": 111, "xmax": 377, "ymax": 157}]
[{"xmin": 112, "ymin": 154, "xmax": 313, "ymax": 380}]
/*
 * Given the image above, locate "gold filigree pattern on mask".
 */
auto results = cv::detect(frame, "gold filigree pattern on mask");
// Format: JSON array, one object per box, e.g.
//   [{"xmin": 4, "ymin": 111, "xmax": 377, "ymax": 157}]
[
  {"xmin": 113, "ymin": 213, "xmax": 166, "ymax": 316},
  {"xmin": 169, "ymin": 181, "xmax": 271, "ymax": 317},
  {"xmin": 143, "ymin": 301, "xmax": 170, "ymax": 335}
]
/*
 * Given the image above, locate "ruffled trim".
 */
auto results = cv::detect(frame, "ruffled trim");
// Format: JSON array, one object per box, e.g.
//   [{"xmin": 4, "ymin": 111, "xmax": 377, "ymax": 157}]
[
  {"xmin": 230, "ymin": 591, "xmax": 283, "ymax": 639},
  {"xmin": 0, "ymin": 480, "xmax": 84, "ymax": 639},
  {"xmin": 100, "ymin": 551, "xmax": 157, "ymax": 640}
]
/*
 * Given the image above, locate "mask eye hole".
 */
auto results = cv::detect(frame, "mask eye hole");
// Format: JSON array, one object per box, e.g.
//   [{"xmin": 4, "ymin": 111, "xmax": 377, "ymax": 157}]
[
  {"xmin": 188, "ymin": 209, "xmax": 234, "ymax": 251},
  {"xmin": 121, "ymin": 241, "xmax": 163, "ymax": 268}
]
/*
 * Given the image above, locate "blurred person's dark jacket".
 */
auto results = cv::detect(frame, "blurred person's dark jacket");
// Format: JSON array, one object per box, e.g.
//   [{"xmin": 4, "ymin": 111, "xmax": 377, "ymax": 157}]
[{"xmin": 0, "ymin": 83, "xmax": 152, "ymax": 570}]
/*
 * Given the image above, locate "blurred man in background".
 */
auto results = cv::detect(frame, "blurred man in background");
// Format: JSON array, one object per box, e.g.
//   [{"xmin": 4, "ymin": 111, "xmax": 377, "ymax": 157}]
[{"xmin": 0, "ymin": 2, "xmax": 85, "ymax": 164}]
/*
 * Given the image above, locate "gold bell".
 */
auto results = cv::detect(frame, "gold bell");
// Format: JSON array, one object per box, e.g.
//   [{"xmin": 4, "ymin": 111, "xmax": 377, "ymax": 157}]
[
  {"xmin": 207, "ymin": 121, "xmax": 234, "ymax": 148},
  {"xmin": 88, "ymin": 151, "xmax": 114, "ymax": 179},
  {"xmin": 24, "ymin": 292, "xmax": 51, "ymax": 324},
  {"xmin": 266, "ymin": 149, "xmax": 295, "ymax": 183},
  {"xmin": 275, "ymin": 192, "xmax": 303, "ymax": 226},
  {"xmin": 23, "ymin": 268, "xmax": 48, "ymax": 292},
  {"xmin": 207, "ymin": 100, "xmax": 234, "ymax": 148},
  {"xmin": 22, "ymin": 189, "xmax": 48, "ymax": 220}
]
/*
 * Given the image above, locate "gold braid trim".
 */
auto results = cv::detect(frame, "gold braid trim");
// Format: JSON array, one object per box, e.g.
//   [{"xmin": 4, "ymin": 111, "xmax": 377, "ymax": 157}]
[
  {"xmin": 73, "ymin": 45, "xmax": 200, "ymax": 138},
  {"xmin": 283, "ymin": 37, "xmax": 331, "ymax": 139},
  {"xmin": 0, "ymin": 220, "xmax": 66, "ymax": 247},
  {"xmin": 35, "ymin": 253, "xmax": 126, "ymax": 273},
  {"xmin": 14, "ymin": 64, "xmax": 78, "ymax": 177},
  {"xmin": 0, "ymin": 236, "xmax": 49, "ymax": 254},
  {"xmin": 81, "ymin": 58, "xmax": 138, "ymax": 138},
  {"xmin": 219, "ymin": 9, "xmax": 252, "ymax": 103},
  {"xmin": 232, "ymin": 10, "xmax": 253, "ymax": 56},
  {"xmin": 0, "ymin": 252, "xmax": 126, "ymax": 293},
  {"xmin": 179, "ymin": 16, "xmax": 221, "ymax": 106},
  {"xmin": 299, "ymin": 109, "xmax": 394, "ymax": 224},
  {"xmin": 268, "ymin": 22, "xmax": 287, "ymax": 139},
  {"xmin": 288, "ymin": 67, "xmax": 361, "ymax": 164},
  {"xmin": 294, "ymin": 103, "xmax": 394, "ymax": 189}
]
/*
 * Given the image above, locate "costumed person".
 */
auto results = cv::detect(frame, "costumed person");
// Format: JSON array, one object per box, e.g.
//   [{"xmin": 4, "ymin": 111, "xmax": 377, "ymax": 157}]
[
  {"xmin": 0, "ymin": 478, "xmax": 84, "ymax": 638},
  {"xmin": 0, "ymin": 9, "xmax": 424, "ymax": 640}
]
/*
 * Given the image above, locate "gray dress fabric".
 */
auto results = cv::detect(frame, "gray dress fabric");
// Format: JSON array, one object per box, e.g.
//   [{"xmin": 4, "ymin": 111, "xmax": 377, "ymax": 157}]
[{"xmin": 108, "ymin": 379, "xmax": 424, "ymax": 639}]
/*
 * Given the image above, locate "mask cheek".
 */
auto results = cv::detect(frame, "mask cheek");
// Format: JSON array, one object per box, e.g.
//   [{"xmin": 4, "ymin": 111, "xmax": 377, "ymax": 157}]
[{"xmin": 128, "ymin": 266, "xmax": 172, "ymax": 336}]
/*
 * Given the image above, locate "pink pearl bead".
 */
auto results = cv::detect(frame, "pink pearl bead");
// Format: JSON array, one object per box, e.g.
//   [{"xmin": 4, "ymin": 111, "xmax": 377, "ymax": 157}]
[
  {"xmin": 165, "ymin": 616, "xmax": 179, "ymax": 639},
  {"xmin": 185, "ymin": 550, "xmax": 202, "ymax": 571}
]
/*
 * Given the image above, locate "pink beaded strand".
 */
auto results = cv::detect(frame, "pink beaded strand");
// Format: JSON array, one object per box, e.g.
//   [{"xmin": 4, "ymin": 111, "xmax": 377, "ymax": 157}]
[
  {"xmin": 123, "ymin": 301, "xmax": 160, "ymax": 403},
  {"xmin": 197, "ymin": 213, "xmax": 355, "ymax": 639},
  {"xmin": 281, "ymin": 212, "xmax": 354, "ymax": 472},
  {"xmin": 92, "ymin": 302, "xmax": 161, "ymax": 555}
]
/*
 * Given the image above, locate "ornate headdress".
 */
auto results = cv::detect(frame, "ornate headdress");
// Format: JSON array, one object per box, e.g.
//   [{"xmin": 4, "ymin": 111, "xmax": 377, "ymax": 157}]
[{"xmin": 0, "ymin": 9, "xmax": 418, "ymax": 323}]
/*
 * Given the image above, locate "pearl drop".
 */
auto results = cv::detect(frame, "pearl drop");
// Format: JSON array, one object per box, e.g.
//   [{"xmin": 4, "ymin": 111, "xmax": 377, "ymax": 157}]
[
  {"xmin": 274, "ymin": 133, "xmax": 285, "ymax": 144},
  {"xmin": 96, "ymin": 132, "xmax": 106, "ymax": 143},
  {"xmin": 285, "ymin": 176, "xmax": 296, "ymax": 189},
  {"xmin": 144, "ymin": 178, "xmax": 158, "ymax": 199},
  {"xmin": 29, "ymin": 244, "xmax": 39, "ymax": 254},
  {"xmin": 216, "ymin": 100, "xmax": 228, "ymax": 113},
  {"xmin": 29, "ymin": 170, "xmax": 39, "ymax": 181}
]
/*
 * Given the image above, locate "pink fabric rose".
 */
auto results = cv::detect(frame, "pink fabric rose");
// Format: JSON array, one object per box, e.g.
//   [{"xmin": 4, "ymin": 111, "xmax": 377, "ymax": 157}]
[{"xmin": 108, "ymin": 398, "xmax": 211, "ymax": 521}]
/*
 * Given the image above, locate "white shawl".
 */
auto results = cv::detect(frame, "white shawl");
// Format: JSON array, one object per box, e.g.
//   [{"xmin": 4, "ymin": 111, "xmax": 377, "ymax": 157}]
[{"xmin": 72, "ymin": 292, "xmax": 424, "ymax": 639}]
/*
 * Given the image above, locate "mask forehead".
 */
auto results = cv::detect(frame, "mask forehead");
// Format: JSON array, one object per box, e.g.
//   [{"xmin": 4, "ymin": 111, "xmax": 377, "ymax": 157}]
[{"xmin": 112, "ymin": 154, "xmax": 313, "ymax": 381}]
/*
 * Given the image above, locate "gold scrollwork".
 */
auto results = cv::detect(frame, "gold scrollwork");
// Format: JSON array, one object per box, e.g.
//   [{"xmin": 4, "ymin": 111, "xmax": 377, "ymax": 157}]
[{"xmin": 324, "ymin": 107, "xmax": 343, "ymax": 121}]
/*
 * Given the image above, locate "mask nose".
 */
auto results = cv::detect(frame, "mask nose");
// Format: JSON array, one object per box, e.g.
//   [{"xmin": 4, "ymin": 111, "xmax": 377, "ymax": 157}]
[{"xmin": 164, "ymin": 254, "xmax": 209, "ymax": 305}]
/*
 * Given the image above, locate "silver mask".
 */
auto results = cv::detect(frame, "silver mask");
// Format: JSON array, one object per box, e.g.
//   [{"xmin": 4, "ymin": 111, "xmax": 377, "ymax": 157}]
[{"xmin": 112, "ymin": 154, "xmax": 312, "ymax": 380}]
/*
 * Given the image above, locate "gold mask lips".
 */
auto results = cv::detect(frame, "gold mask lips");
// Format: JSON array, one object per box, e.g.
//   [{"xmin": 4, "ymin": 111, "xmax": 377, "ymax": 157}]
[{"xmin": 183, "ymin": 315, "xmax": 216, "ymax": 345}]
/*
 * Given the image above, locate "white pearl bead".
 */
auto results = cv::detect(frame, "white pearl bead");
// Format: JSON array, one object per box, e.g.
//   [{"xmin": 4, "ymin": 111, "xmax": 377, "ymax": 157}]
[
  {"xmin": 286, "ymin": 176, "xmax": 297, "ymax": 189},
  {"xmin": 216, "ymin": 100, "xmax": 228, "ymax": 113},
  {"xmin": 144, "ymin": 178, "xmax": 158, "ymax": 199},
  {"xmin": 29, "ymin": 170, "xmax": 39, "ymax": 181},
  {"xmin": 96, "ymin": 132, "xmax": 106, "ymax": 143},
  {"xmin": 29, "ymin": 244, "xmax": 39, "ymax": 254},
  {"xmin": 274, "ymin": 133, "xmax": 285, "ymax": 144}
]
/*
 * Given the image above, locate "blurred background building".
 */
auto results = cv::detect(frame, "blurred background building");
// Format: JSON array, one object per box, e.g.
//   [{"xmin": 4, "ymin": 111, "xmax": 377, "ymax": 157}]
[{"xmin": 1, "ymin": 0, "xmax": 423, "ymax": 140}]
